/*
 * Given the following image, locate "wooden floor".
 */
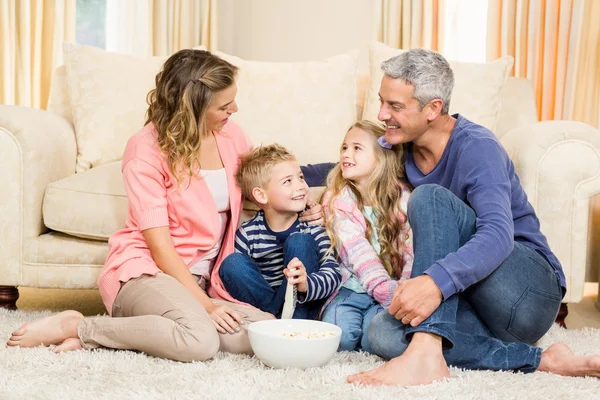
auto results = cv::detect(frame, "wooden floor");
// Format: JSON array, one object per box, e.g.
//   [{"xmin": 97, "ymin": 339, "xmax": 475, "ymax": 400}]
[{"xmin": 15, "ymin": 283, "xmax": 600, "ymax": 329}]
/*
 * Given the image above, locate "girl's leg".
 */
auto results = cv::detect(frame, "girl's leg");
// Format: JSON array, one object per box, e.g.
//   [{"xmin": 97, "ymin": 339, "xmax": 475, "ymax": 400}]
[
  {"xmin": 321, "ymin": 288, "xmax": 372, "ymax": 351},
  {"xmin": 219, "ymin": 253, "xmax": 284, "ymax": 315},
  {"xmin": 360, "ymin": 302, "xmax": 384, "ymax": 354},
  {"xmin": 210, "ymin": 299, "xmax": 275, "ymax": 355}
]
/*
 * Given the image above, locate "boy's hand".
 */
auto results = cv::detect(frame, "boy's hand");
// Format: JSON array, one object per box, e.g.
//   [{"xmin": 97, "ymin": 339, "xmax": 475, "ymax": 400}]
[
  {"xmin": 299, "ymin": 201, "xmax": 325, "ymax": 226},
  {"xmin": 285, "ymin": 257, "xmax": 308, "ymax": 292}
]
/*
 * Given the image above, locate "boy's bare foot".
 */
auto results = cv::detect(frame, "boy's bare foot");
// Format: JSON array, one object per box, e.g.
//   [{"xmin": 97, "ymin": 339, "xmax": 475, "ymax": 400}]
[
  {"xmin": 538, "ymin": 343, "xmax": 600, "ymax": 378},
  {"xmin": 6, "ymin": 310, "xmax": 83, "ymax": 348},
  {"xmin": 348, "ymin": 332, "xmax": 451, "ymax": 387},
  {"xmin": 52, "ymin": 337, "xmax": 84, "ymax": 353}
]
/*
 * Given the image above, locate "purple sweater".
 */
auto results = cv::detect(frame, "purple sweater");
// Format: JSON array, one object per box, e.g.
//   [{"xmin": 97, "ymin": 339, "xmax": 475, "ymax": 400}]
[{"xmin": 406, "ymin": 114, "xmax": 564, "ymax": 299}]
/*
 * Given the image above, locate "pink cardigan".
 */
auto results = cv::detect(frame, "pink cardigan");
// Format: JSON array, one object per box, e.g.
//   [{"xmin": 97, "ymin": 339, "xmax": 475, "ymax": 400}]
[
  {"xmin": 322, "ymin": 185, "xmax": 414, "ymax": 309},
  {"xmin": 98, "ymin": 120, "xmax": 250, "ymax": 314}
]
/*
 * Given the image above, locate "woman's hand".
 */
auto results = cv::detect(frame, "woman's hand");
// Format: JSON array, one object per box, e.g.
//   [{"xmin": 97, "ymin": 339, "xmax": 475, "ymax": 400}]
[
  {"xmin": 299, "ymin": 200, "xmax": 325, "ymax": 226},
  {"xmin": 284, "ymin": 257, "xmax": 308, "ymax": 292},
  {"xmin": 206, "ymin": 303, "xmax": 244, "ymax": 334}
]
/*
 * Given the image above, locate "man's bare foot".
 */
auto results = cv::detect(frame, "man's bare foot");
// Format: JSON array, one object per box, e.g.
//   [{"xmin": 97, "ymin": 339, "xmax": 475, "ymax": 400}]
[
  {"xmin": 6, "ymin": 310, "xmax": 83, "ymax": 348},
  {"xmin": 538, "ymin": 343, "xmax": 600, "ymax": 378},
  {"xmin": 348, "ymin": 333, "xmax": 451, "ymax": 387},
  {"xmin": 52, "ymin": 338, "xmax": 83, "ymax": 353}
]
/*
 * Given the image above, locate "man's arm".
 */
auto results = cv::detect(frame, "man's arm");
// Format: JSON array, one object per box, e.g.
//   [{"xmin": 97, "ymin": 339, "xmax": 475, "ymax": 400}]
[
  {"xmin": 424, "ymin": 138, "xmax": 514, "ymax": 299},
  {"xmin": 301, "ymin": 162, "xmax": 338, "ymax": 187}
]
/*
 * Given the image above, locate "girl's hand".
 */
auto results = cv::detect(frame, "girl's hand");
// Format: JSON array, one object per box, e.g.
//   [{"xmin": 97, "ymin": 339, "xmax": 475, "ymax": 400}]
[
  {"xmin": 299, "ymin": 201, "xmax": 324, "ymax": 226},
  {"xmin": 207, "ymin": 304, "xmax": 243, "ymax": 334},
  {"xmin": 285, "ymin": 257, "xmax": 308, "ymax": 292}
]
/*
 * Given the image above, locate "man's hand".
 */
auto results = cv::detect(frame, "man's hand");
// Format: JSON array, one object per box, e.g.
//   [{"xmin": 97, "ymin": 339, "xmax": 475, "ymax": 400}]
[
  {"xmin": 284, "ymin": 257, "xmax": 308, "ymax": 292},
  {"xmin": 388, "ymin": 275, "xmax": 443, "ymax": 327},
  {"xmin": 299, "ymin": 201, "xmax": 324, "ymax": 226}
]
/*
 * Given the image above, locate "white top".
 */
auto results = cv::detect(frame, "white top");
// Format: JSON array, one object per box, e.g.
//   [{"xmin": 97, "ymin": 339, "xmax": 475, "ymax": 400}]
[{"xmin": 189, "ymin": 168, "xmax": 230, "ymax": 280}]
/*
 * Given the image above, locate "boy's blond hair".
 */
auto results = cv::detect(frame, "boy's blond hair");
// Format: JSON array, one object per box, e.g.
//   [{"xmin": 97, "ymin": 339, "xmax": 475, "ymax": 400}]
[{"xmin": 236, "ymin": 143, "xmax": 296, "ymax": 205}]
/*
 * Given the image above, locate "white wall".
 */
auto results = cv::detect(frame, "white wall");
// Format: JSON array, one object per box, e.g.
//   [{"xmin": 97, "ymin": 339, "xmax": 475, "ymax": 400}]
[{"xmin": 217, "ymin": 0, "xmax": 376, "ymax": 71}]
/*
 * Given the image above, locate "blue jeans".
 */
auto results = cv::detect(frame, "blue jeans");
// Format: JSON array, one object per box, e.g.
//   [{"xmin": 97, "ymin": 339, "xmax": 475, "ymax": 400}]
[
  {"xmin": 368, "ymin": 184, "xmax": 563, "ymax": 373},
  {"xmin": 219, "ymin": 233, "xmax": 324, "ymax": 320},
  {"xmin": 321, "ymin": 287, "xmax": 384, "ymax": 353}
]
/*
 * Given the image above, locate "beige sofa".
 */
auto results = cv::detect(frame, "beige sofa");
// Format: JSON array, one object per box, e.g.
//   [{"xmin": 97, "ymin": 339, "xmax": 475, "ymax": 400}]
[{"xmin": 1, "ymin": 43, "xmax": 599, "ymax": 313}]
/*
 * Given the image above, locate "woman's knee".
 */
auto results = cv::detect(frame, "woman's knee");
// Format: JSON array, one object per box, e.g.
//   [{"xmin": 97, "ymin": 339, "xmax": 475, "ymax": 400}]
[
  {"xmin": 172, "ymin": 328, "xmax": 220, "ymax": 362},
  {"xmin": 366, "ymin": 312, "xmax": 409, "ymax": 360}
]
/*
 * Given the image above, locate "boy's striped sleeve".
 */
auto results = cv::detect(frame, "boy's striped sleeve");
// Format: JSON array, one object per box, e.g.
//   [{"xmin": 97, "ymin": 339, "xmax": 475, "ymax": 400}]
[{"xmin": 298, "ymin": 226, "xmax": 342, "ymax": 303}]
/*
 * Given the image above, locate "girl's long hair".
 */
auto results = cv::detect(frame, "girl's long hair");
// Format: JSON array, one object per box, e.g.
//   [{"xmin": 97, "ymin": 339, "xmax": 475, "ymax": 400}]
[
  {"xmin": 325, "ymin": 120, "xmax": 409, "ymax": 277},
  {"xmin": 145, "ymin": 49, "xmax": 238, "ymax": 183}
]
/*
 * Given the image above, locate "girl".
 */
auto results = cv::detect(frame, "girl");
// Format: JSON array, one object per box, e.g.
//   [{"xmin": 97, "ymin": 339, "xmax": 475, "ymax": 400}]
[
  {"xmin": 321, "ymin": 120, "xmax": 413, "ymax": 352},
  {"xmin": 7, "ymin": 49, "xmax": 322, "ymax": 361}
]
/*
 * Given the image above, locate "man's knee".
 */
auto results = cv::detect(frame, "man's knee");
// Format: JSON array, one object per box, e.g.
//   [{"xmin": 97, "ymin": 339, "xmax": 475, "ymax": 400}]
[
  {"xmin": 407, "ymin": 184, "xmax": 447, "ymax": 218},
  {"xmin": 366, "ymin": 312, "xmax": 409, "ymax": 360}
]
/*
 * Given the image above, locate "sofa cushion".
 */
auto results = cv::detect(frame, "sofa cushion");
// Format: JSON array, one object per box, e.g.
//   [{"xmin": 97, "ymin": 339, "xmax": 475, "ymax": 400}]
[
  {"xmin": 63, "ymin": 43, "xmax": 206, "ymax": 173},
  {"xmin": 43, "ymin": 162, "xmax": 128, "ymax": 240},
  {"xmin": 43, "ymin": 162, "xmax": 328, "ymax": 241},
  {"xmin": 363, "ymin": 41, "xmax": 514, "ymax": 133},
  {"xmin": 214, "ymin": 50, "xmax": 358, "ymax": 165}
]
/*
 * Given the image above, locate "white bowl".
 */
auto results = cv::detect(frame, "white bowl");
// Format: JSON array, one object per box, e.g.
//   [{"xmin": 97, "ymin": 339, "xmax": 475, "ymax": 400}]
[{"xmin": 248, "ymin": 319, "xmax": 342, "ymax": 369}]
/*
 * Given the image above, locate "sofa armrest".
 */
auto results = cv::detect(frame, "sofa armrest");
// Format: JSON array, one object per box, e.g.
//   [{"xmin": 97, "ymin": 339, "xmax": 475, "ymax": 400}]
[
  {"xmin": 500, "ymin": 120, "xmax": 600, "ymax": 302},
  {"xmin": 0, "ymin": 105, "xmax": 77, "ymax": 285}
]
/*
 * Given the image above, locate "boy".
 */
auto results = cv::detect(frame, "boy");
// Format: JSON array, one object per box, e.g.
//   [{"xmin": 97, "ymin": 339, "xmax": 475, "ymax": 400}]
[{"xmin": 219, "ymin": 144, "xmax": 341, "ymax": 319}]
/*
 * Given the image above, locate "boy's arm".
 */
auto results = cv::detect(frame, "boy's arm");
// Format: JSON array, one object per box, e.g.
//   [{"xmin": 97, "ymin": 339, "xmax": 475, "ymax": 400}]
[
  {"xmin": 296, "ymin": 227, "xmax": 342, "ymax": 303},
  {"xmin": 234, "ymin": 225, "xmax": 252, "ymax": 256}
]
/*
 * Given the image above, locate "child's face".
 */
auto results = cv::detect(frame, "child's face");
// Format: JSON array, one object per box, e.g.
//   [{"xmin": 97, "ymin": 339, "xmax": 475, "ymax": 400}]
[
  {"xmin": 263, "ymin": 160, "xmax": 309, "ymax": 213},
  {"xmin": 340, "ymin": 128, "xmax": 378, "ymax": 186}
]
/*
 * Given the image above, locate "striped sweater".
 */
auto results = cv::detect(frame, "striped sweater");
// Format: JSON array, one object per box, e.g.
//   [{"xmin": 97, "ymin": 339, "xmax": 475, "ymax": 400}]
[
  {"xmin": 322, "ymin": 185, "xmax": 414, "ymax": 309},
  {"xmin": 234, "ymin": 211, "xmax": 342, "ymax": 303}
]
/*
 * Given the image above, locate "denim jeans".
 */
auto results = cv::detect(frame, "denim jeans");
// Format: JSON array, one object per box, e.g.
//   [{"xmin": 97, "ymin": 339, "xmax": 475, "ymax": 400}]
[
  {"xmin": 321, "ymin": 287, "xmax": 384, "ymax": 353},
  {"xmin": 368, "ymin": 184, "xmax": 563, "ymax": 373},
  {"xmin": 219, "ymin": 233, "xmax": 324, "ymax": 320}
]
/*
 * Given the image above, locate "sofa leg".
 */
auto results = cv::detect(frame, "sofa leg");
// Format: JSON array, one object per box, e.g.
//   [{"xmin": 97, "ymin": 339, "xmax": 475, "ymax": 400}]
[
  {"xmin": 555, "ymin": 303, "xmax": 568, "ymax": 328},
  {"xmin": 0, "ymin": 286, "xmax": 19, "ymax": 310}
]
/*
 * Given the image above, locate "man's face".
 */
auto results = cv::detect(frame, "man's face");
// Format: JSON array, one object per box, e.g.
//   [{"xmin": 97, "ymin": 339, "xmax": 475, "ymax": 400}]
[{"xmin": 377, "ymin": 75, "xmax": 430, "ymax": 146}]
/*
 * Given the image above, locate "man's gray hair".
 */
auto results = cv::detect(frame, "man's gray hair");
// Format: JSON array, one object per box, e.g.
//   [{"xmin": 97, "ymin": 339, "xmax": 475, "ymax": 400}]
[{"xmin": 381, "ymin": 48, "xmax": 454, "ymax": 115}]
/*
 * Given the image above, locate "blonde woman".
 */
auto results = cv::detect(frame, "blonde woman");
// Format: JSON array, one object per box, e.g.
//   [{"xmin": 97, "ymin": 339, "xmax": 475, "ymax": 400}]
[
  {"xmin": 7, "ymin": 49, "xmax": 322, "ymax": 362},
  {"xmin": 321, "ymin": 120, "xmax": 414, "ymax": 352}
]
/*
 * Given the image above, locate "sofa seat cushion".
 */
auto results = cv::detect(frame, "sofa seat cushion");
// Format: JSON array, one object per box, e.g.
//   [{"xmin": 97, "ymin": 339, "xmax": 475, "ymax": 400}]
[
  {"xmin": 42, "ymin": 162, "xmax": 329, "ymax": 241},
  {"xmin": 43, "ymin": 162, "xmax": 127, "ymax": 241}
]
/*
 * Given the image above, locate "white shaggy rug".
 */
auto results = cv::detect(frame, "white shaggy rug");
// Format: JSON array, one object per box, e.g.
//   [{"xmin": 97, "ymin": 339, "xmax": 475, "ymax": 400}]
[{"xmin": 1, "ymin": 309, "xmax": 599, "ymax": 400}]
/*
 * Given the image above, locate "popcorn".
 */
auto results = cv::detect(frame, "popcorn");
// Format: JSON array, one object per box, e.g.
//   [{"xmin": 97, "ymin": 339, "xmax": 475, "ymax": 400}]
[{"xmin": 281, "ymin": 331, "xmax": 336, "ymax": 339}]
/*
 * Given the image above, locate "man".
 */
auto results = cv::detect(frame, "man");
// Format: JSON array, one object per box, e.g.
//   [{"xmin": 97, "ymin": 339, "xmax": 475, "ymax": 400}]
[{"xmin": 305, "ymin": 49, "xmax": 600, "ymax": 387}]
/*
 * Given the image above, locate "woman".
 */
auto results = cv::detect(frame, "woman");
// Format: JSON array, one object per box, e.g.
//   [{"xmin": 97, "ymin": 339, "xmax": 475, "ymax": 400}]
[{"xmin": 7, "ymin": 49, "xmax": 322, "ymax": 362}]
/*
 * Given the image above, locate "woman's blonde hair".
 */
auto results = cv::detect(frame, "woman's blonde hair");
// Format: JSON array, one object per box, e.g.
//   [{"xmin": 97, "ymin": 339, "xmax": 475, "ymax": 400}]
[
  {"xmin": 325, "ymin": 120, "xmax": 409, "ymax": 277},
  {"xmin": 145, "ymin": 49, "xmax": 238, "ymax": 183}
]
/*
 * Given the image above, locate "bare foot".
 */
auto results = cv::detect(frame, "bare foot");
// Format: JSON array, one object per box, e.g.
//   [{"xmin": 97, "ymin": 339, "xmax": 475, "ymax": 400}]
[
  {"xmin": 52, "ymin": 337, "xmax": 83, "ymax": 353},
  {"xmin": 6, "ymin": 310, "xmax": 83, "ymax": 348},
  {"xmin": 538, "ymin": 343, "xmax": 600, "ymax": 378},
  {"xmin": 348, "ymin": 333, "xmax": 451, "ymax": 387}
]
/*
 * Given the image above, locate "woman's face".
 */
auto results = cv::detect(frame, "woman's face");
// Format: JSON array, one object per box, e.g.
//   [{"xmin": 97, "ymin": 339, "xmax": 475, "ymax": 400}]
[{"xmin": 205, "ymin": 83, "xmax": 239, "ymax": 132}]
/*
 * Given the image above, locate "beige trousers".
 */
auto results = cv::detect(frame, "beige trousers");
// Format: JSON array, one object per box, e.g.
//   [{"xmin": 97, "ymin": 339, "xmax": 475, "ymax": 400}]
[{"xmin": 77, "ymin": 273, "xmax": 273, "ymax": 362}]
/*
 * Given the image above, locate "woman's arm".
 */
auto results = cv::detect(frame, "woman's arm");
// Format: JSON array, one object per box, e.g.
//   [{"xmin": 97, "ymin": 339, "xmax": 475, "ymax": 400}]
[
  {"xmin": 143, "ymin": 226, "xmax": 242, "ymax": 334},
  {"xmin": 143, "ymin": 226, "xmax": 214, "ymax": 309}
]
